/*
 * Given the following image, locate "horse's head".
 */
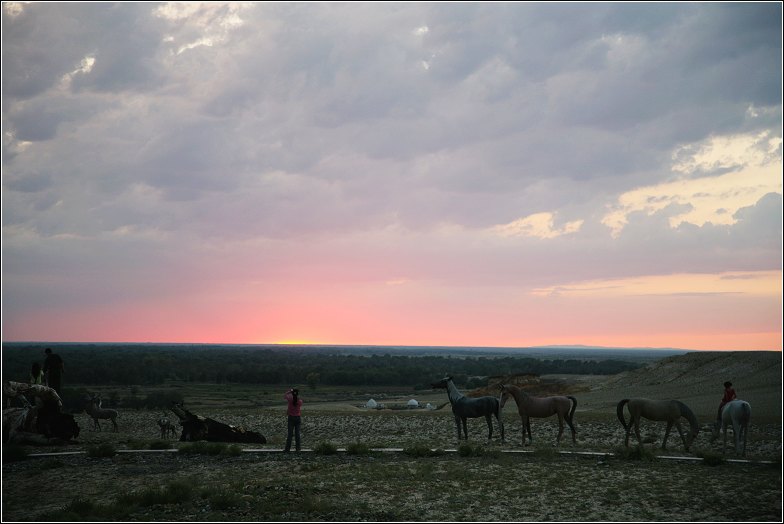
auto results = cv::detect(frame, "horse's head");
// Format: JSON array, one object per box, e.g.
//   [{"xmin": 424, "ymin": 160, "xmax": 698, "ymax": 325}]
[
  {"xmin": 684, "ymin": 426, "xmax": 700, "ymax": 451},
  {"xmin": 431, "ymin": 377, "xmax": 452, "ymax": 389},
  {"xmin": 498, "ymin": 384, "xmax": 510, "ymax": 408}
]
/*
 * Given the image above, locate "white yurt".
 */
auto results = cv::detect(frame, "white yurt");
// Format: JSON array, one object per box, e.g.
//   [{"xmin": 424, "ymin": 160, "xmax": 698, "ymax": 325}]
[
  {"xmin": 407, "ymin": 399, "xmax": 419, "ymax": 408},
  {"xmin": 366, "ymin": 398, "xmax": 378, "ymax": 409},
  {"xmin": 425, "ymin": 403, "xmax": 435, "ymax": 410}
]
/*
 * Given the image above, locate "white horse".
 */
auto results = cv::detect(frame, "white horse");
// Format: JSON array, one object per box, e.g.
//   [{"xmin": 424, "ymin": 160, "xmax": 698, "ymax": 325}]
[{"xmin": 711, "ymin": 399, "xmax": 751, "ymax": 456}]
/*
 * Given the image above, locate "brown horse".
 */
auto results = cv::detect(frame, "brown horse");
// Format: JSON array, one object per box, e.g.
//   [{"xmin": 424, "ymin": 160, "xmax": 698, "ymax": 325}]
[
  {"xmin": 499, "ymin": 384, "xmax": 577, "ymax": 446},
  {"xmin": 617, "ymin": 398, "xmax": 699, "ymax": 451}
]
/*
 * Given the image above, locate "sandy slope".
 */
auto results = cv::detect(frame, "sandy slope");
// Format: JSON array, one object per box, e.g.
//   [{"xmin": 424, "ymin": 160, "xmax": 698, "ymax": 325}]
[{"xmin": 582, "ymin": 350, "xmax": 782, "ymax": 419}]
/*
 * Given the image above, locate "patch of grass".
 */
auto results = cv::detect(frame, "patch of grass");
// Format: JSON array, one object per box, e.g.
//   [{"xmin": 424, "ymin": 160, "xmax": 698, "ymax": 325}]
[
  {"xmin": 696, "ymin": 450, "xmax": 725, "ymax": 466},
  {"xmin": 178, "ymin": 441, "xmax": 239, "ymax": 455},
  {"xmin": 37, "ymin": 458, "xmax": 66, "ymax": 470},
  {"xmin": 37, "ymin": 496, "xmax": 133, "ymax": 521},
  {"xmin": 209, "ymin": 489, "xmax": 242, "ymax": 510},
  {"xmin": 2, "ymin": 444, "xmax": 28, "ymax": 463},
  {"xmin": 531, "ymin": 444, "xmax": 561, "ymax": 458},
  {"xmin": 125, "ymin": 480, "xmax": 194, "ymax": 507},
  {"xmin": 86, "ymin": 442, "xmax": 117, "ymax": 458},
  {"xmin": 614, "ymin": 445, "xmax": 656, "ymax": 461},
  {"xmin": 345, "ymin": 441, "xmax": 374, "ymax": 455},
  {"xmin": 313, "ymin": 441, "xmax": 338, "ymax": 455},
  {"xmin": 126, "ymin": 438, "xmax": 148, "ymax": 450},
  {"xmin": 457, "ymin": 443, "xmax": 501, "ymax": 458},
  {"xmin": 148, "ymin": 439, "xmax": 173, "ymax": 450},
  {"xmin": 403, "ymin": 444, "xmax": 444, "ymax": 457}
]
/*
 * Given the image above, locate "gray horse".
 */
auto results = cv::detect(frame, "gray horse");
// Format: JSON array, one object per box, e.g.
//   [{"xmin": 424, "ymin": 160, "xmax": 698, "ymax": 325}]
[
  {"xmin": 711, "ymin": 399, "xmax": 751, "ymax": 456},
  {"xmin": 431, "ymin": 377, "xmax": 504, "ymax": 442}
]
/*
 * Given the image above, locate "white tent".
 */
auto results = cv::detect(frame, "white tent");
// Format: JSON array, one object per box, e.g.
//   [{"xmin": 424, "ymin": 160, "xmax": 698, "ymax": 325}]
[
  {"xmin": 366, "ymin": 398, "xmax": 378, "ymax": 409},
  {"xmin": 407, "ymin": 399, "xmax": 419, "ymax": 408},
  {"xmin": 425, "ymin": 403, "xmax": 435, "ymax": 410}
]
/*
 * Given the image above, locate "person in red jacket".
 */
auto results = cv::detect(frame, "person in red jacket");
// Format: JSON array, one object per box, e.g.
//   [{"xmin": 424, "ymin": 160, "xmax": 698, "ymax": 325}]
[
  {"xmin": 284, "ymin": 387, "xmax": 303, "ymax": 452},
  {"xmin": 717, "ymin": 381, "xmax": 737, "ymax": 421}
]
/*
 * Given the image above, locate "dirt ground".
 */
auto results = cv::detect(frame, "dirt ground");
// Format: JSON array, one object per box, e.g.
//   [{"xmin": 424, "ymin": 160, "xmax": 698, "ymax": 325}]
[{"xmin": 2, "ymin": 350, "xmax": 782, "ymax": 522}]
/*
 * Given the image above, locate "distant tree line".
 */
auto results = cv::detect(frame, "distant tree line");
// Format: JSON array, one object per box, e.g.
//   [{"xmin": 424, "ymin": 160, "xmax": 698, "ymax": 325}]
[{"xmin": 2, "ymin": 344, "xmax": 641, "ymax": 390}]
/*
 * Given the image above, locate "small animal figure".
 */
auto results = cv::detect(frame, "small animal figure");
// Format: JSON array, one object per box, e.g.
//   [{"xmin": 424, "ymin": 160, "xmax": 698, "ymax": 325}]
[
  {"xmin": 157, "ymin": 416, "xmax": 178, "ymax": 439},
  {"xmin": 84, "ymin": 394, "xmax": 119, "ymax": 432}
]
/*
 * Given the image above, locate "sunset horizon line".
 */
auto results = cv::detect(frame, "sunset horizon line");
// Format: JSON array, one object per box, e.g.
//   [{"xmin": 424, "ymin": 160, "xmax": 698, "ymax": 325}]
[{"xmin": 2, "ymin": 339, "xmax": 780, "ymax": 353}]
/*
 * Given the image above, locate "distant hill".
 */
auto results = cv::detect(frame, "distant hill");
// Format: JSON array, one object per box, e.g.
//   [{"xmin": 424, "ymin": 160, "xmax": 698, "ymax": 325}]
[{"xmin": 587, "ymin": 351, "xmax": 782, "ymax": 418}]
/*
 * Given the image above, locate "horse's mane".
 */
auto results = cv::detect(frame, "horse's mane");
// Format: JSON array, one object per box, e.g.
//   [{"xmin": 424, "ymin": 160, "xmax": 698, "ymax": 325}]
[{"xmin": 674, "ymin": 400, "xmax": 700, "ymax": 435}]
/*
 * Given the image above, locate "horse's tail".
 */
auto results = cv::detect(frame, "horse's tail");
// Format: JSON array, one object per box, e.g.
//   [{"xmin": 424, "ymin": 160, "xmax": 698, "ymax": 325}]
[
  {"xmin": 567, "ymin": 396, "xmax": 577, "ymax": 423},
  {"xmin": 740, "ymin": 401, "xmax": 752, "ymax": 427},
  {"xmin": 616, "ymin": 399, "xmax": 630, "ymax": 431}
]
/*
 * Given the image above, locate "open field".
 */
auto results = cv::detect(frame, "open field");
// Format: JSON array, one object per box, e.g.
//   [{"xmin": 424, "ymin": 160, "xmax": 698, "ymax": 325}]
[{"xmin": 2, "ymin": 350, "xmax": 782, "ymax": 521}]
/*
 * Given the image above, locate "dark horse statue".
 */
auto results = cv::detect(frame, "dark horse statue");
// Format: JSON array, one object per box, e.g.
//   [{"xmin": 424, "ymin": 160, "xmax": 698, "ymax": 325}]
[
  {"xmin": 170, "ymin": 402, "xmax": 266, "ymax": 444},
  {"xmin": 431, "ymin": 376, "xmax": 504, "ymax": 442}
]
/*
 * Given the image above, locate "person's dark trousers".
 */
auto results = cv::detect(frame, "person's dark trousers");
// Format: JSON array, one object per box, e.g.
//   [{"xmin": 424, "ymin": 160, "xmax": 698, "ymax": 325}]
[{"xmin": 285, "ymin": 415, "xmax": 301, "ymax": 452}]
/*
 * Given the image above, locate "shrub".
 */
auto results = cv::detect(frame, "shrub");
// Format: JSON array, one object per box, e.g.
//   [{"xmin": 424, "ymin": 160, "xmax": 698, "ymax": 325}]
[
  {"xmin": 346, "ymin": 441, "xmax": 373, "ymax": 455},
  {"xmin": 209, "ymin": 489, "xmax": 242, "ymax": 510},
  {"xmin": 614, "ymin": 445, "xmax": 655, "ymax": 461},
  {"xmin": 457, "ymin": 443, "xmax": 501, "ymax": 458},
  {"xmin": 313, "ymin": 441, "xmax": 338, "ymax": 455},
  {"xmin": 697, "ymin": 450, "xmax": 725, "ymax": 466},
  {"xmin": 2, "ymin": 444, "xmax": 28, "ymax": 463},
  {"xmin": 149, "ymin": 439, "xmax": 173, "ymax": 450},
  {"xmin": 179, "ymin": 441, "xmax": 227, "ymax": 455},
  {"xmin": 86, "ymin": 442, "xmax": 116, "ymax": 458},
  {"xmin": 403, "ymin": 444, "xmax": 444, "ymax": 457}
]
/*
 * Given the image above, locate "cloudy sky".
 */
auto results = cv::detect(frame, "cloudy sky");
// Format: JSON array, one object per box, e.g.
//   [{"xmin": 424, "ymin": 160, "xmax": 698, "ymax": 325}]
[{"xmin": 2, "ymin": 2, "xmax": 782, "ymax": 350}]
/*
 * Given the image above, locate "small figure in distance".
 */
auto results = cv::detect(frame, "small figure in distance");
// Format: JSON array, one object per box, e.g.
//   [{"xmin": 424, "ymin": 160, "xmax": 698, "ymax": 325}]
[
  {"xmin": 42, "ymin": 348, "xmax": 65, "ymax": 396},
  {"xmin": 284, "ymin": 387, "xmax": 303, "ymax": 452},
  {"xmin": 30, "ymin": 362, "xmax": 45, "ymax": 385},
  {"xmin": 717, "ymin": 381, "xmax": 737, "ymax": 422}
]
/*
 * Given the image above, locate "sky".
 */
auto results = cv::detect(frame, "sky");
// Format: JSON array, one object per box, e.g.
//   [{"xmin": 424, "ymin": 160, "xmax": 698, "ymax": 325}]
[{"xmin": 1, "ymin": 2, "xmax": 782, "ymax": 351}]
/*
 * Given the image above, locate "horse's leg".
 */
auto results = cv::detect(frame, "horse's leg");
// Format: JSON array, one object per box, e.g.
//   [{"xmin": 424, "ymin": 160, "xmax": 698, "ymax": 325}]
[
  {"xmin": 566, "ymin": 414, "xmax": 577, "ymax": 444},
  {"xmin": 485, "ymin": 414, "xmax": 493, "ymax": 441},
  {"xmin": 673, "ymin": 421, "xmax": 687, "ymax": 450},
  {"xmin": 454, "ymin": 415, "xmax": 462, "ymax": 441},
  {"xmin": 461, "ymin": 418, "xmax": 468, "ymax": 441},
  {"xmin": 525, "ymin": 416, "xmax": 532, "ymax": 446},
  {"xmin": 497, "ymin": 413, "xmax": 505, "ymax": 443},
  {"xmin": 633, "ymin": 416, "xmax": 642, "ymax": 447},
  {"xmin": 741, "ymin": 423, "xmax": 747, "ymax": 457},
  {"xmin": 556, "ymin": 414, "xmax": 564, "ymax": 446},
  {"xmin": 732, "ymin": 420, "xmax": 741, "ymax": 454},
  {"xmin": 662, "ymin": 421, "xmax": 673, "ymax": 450}
]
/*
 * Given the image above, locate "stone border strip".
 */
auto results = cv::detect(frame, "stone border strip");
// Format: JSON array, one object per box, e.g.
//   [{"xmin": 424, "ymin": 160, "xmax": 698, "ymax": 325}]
[{"xmin": 23, "ymin": 448, "xmax": 776, "ymax": 464}]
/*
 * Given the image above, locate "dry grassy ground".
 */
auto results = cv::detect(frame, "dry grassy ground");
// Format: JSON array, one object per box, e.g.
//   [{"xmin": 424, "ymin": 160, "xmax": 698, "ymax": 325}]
[{"xmin": 2, "ymin": 350, "xmax": 782, "ymax": 522}]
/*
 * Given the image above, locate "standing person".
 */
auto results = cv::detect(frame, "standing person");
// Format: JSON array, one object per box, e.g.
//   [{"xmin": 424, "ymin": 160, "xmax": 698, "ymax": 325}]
[
  {"xmin": 717, "ymin": 381, "xmax": 737, "ymax": 421},
  {"xmin": 284, "ymin": 387, "xmax": 303, "ymax": 452},
  {"xmin": 42, "ymin": 348, "xmax": 65, "ymax": 395},
  {"xmin": 29, "ymin": 362, "xmax": 44, "ymax": 385}
]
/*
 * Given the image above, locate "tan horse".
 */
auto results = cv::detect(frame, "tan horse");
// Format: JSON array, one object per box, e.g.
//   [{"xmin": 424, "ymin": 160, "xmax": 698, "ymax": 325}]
[
  {"xmin": 499, "ymin": 384, "xmax": 577, "ymax": 446},
  {"xmin": 617, "ymin": 398, "xmax": 700, "ymax": 451}
]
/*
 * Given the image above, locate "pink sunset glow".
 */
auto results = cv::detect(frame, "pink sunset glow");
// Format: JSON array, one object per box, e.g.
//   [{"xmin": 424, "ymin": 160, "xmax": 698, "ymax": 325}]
[{"xmin": 2, "ymin": 3, "xmax": 782, "ymax": 352}]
